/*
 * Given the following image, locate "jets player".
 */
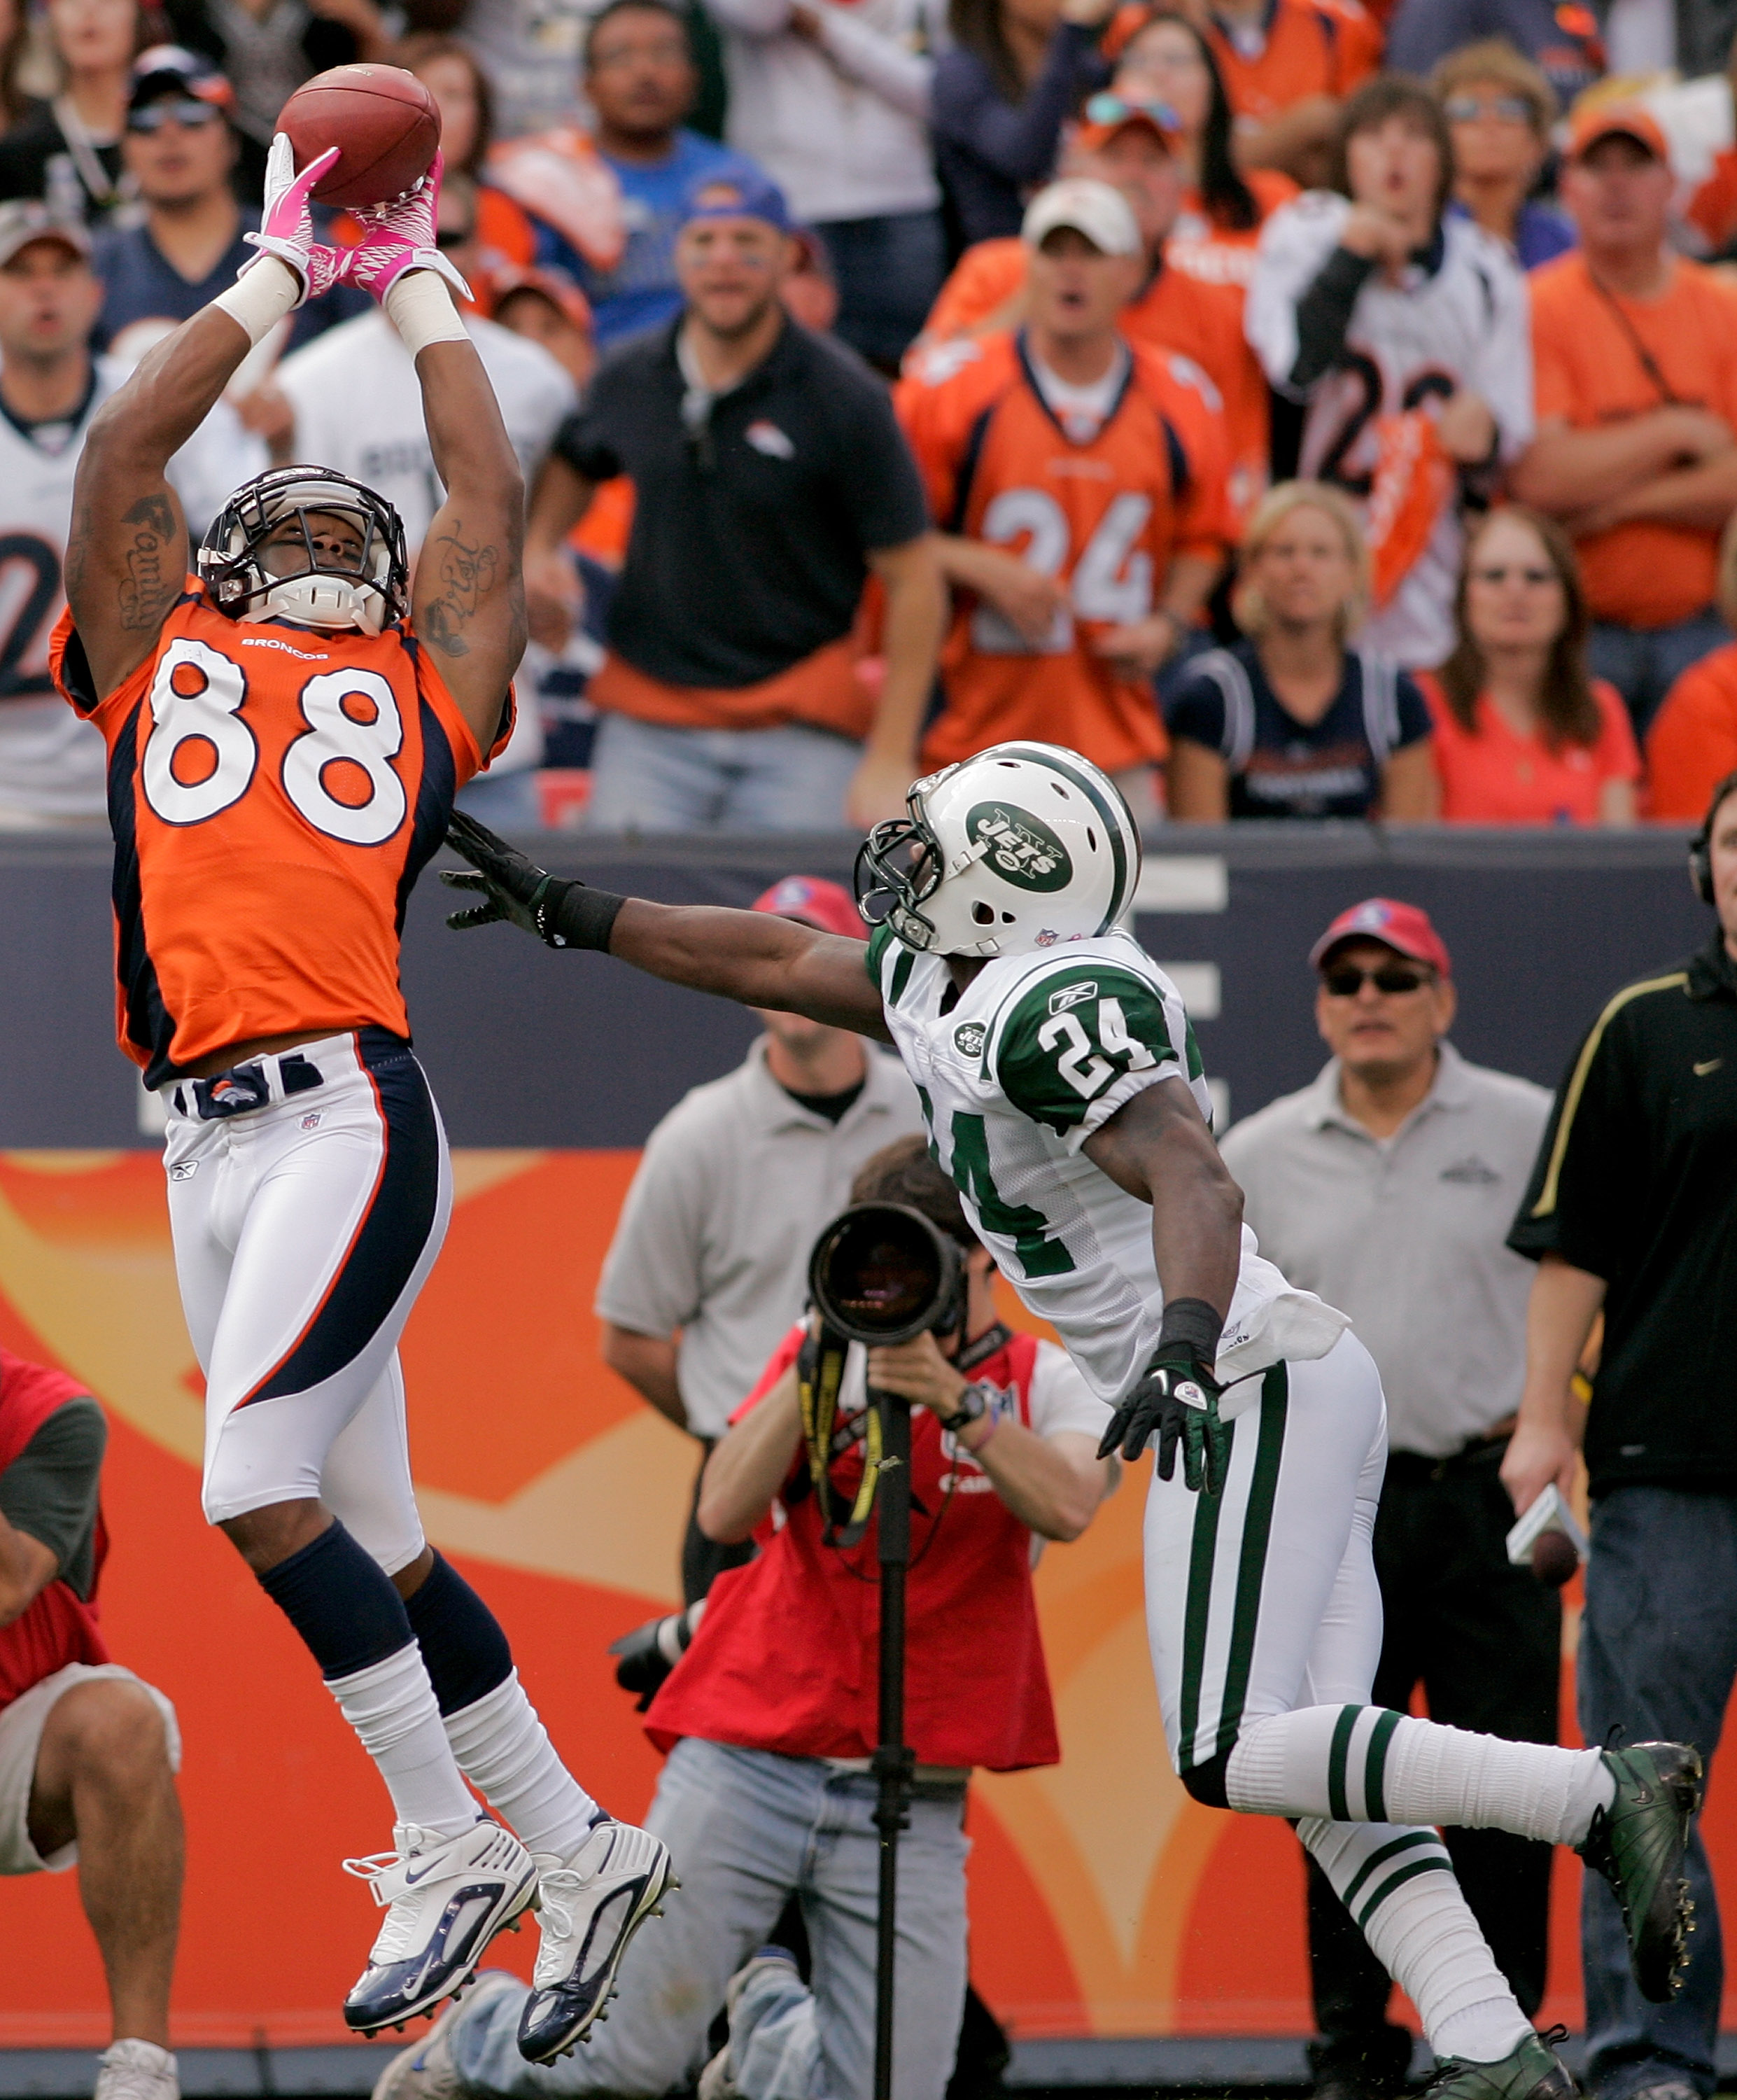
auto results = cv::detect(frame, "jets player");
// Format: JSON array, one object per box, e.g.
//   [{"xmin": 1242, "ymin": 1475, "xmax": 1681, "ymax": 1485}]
[
  {"xmin": 446, "ymin": 744, "xmax": 1701, "ymax": 2100},
  {"xmin": 51, "ymin": 139, "xmax": 671, "ymax": 2051}
]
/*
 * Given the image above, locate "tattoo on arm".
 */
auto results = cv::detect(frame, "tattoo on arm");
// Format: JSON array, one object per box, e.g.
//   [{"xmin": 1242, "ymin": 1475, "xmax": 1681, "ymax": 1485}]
[
  {"xmin": 115, "ymin": 496, "xmax": 179, "ymax": 634},
  {"xmin": 421, "ymin": 522, "xmax": 500, "ymax": 659}
]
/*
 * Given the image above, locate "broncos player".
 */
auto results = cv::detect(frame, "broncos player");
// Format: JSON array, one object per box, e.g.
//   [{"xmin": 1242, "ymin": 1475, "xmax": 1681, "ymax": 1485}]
[
  {"xmin": 51, "ymin": 136, "xmax": 671, "ymax": 2051},
  {"xmin": 447, "ymin": 746, "xmax": 1701, "ymax": 2100}
]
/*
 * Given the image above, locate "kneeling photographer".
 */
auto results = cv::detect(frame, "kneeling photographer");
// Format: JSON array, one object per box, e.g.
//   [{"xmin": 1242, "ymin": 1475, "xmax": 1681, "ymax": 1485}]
[{"xmin": 379, "ymin": 1136, "xmax": 1113, "ymax": 2100}]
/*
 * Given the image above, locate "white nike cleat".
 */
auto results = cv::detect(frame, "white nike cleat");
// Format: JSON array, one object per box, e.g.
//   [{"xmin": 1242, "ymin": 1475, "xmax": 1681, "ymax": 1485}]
[
  {"xmin": 515, "ymin": 1817, "xmax": 677, "ymax": 2062},
  {"xmin": 94, "ymin": 2040, "xmax": 179, "ymax": 2100},
  {"xmin": 343, "ymin": 1818, "xmax": 539, "ymax": 2037},
  {"xmin": 370, "ymin": 1968, "xmax": 524, "ymax": 2100}
]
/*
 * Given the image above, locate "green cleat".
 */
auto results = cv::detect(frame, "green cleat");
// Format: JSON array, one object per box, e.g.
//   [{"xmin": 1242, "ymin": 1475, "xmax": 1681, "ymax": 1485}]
[
  {"xmin": 1576, "ymin": 1742, "xmax": 1704, "ymax": 2003},
  {"xmin": 1423, "ymin": 2028, "xmax": 1577, "ymax": 2100}
]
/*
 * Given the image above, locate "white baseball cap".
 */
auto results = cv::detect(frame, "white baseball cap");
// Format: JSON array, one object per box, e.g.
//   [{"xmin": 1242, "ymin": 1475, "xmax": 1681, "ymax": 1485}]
[{"xmin": 1020, "ymin": 178, "xmax": 1141, "ymax": 258}]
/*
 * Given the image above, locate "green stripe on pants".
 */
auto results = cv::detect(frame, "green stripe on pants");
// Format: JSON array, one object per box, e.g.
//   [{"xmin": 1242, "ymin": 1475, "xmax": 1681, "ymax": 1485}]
[
  {"xmin": 1177, "ymin": 1460, "xmax": 1225, "ymax": 1765},
  {"xmin": 1212, "ymin": 1364, "xmax": 1289, "ymax": 1759}
]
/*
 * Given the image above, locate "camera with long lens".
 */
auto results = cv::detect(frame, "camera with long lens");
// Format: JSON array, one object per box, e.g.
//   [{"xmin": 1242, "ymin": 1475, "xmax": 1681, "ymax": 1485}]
[{"xmin": 808, "ymin": 1203, "xmax": 962, "ymax": 1348}]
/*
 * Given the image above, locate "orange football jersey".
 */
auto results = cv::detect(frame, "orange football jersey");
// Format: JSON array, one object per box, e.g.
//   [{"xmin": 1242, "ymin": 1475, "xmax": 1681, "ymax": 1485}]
[
  {"xmin": 50, "ymin": 580, "xmax": 510, "ymax": 1086},
  {"xmin": 1206, "ymin": 0, "xmax": 1381, "ymax": 123},
  {"xmin": 915, "ymin": 240, "xmax": 1267, "ymax": 529},
  {"xmin": 896, "ymin": 331, "xmax": 1231, "ymax": 776}
]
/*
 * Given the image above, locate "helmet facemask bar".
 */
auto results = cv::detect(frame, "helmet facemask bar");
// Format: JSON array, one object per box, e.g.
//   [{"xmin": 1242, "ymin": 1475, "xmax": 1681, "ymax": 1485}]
[
  {"xmin": 198, "ymin": 468, "xmax": 410, "ymax": 633},
  {"xmin": 855, "ymin": 803, "xmax": 947, "ymax": 953}
]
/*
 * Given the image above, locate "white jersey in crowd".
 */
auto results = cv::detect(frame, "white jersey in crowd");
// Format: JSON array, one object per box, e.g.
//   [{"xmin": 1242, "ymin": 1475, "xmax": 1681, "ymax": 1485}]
[
  {"xmin": 1245, "ymin": 192, "xmax": 1534, "ymax": 669},
  {"xmin": 0, "ymin": 356, "xmax": 262, "ymax": 823},
  {"xmin": 272, "ymin": 309, "xmax": 577, "ymax": 550},
  {"xmin": 867, "ymin": 924, "xmax": 1348, "ymax": 1407}
]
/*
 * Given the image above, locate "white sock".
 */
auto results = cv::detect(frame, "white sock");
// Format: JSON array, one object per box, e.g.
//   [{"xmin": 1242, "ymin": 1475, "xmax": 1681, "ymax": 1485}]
[
  {"xmin": 326, "ymin": 1644, "xmax": 477, "ymax": 1840},
  {"xmin": 1228, "ymin": 1705, "xmax": 1615, "ymax": 1842},
  {"xmin": 1302, "ymin": 1819, "xmax": 1532, "ymax": 2065},
  {"xmin": 442, "ymin": 1670, "xmax": 600, "ymax": 1859}
]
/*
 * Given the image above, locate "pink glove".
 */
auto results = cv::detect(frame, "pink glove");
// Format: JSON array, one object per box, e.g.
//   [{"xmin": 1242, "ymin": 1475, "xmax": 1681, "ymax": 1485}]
[
  {"xmin": 344, "ymin": 149, "xmax": 472, "ymax": 307},
  {"xmin": 242, "ymin": 132, "xmax": 349, "ymax": 305}
]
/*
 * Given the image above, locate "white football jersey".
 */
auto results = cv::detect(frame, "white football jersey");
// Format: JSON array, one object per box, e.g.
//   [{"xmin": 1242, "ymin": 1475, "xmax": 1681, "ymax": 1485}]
[
  {"xmin": 0, "ymin": 355, "xmax": 264, "ymax": 820},
  {"xmin": 272, "ymin": 310, "xmax": 579, "ymax": 552},
  {"xmin": 868, "ymin": 925, "xmax": 1348, "ymax": 1407},
  {"xmin": 1246, "ymin": 192, "xmax": 1534, "ymax": 669}
]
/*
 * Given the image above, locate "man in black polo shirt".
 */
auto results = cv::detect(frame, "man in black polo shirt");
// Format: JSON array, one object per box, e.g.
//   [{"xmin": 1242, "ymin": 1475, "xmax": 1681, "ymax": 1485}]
[
  {"xmin": 522, "ymin": 168, "xmax": 942, "ymax": 835},
  {"xmin": 1505, "ymin": 767, "xmax": 1737, "ymax": 2100}
]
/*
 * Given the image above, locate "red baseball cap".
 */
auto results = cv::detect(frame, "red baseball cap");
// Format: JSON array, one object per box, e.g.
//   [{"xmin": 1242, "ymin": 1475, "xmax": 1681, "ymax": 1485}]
[
  {"xmin": 751, "ymin": 874, "xmax": 865, "ymax": 942},
  {"xmin": 1309, "ymin": 897, "xmax": 1452, "ymax": 976}
]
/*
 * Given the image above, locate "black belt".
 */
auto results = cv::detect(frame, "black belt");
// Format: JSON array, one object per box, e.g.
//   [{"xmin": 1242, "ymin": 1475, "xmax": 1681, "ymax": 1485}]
[
  {"xmin": 171, "ymin": 1049, "xmax": 326, "ymax": 1121},
  {"xmin": 1386, "ymin": 1432, "xmax": 1511, "ymax": 1486}
]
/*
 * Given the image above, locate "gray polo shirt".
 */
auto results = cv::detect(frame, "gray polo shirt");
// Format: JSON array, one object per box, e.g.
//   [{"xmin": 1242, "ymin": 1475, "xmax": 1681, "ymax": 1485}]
[
  {"xmin": 1219, "ymin": 1042, "xmax": 1552, "ymax": 1458},
  {"xmin": 595, "ymin": 1039, "xmax": 925, "ymax": 1438}
]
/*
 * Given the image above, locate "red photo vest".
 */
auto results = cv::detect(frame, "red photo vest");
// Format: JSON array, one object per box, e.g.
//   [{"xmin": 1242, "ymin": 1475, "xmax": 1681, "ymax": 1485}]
[
  {"xmin": 0, "ymin": 1350, "xmax": 109, "ymax": 1714},
  {"xmin": 647, "ymin": 1324, "xmax": 1060, "ymax": 1772}
]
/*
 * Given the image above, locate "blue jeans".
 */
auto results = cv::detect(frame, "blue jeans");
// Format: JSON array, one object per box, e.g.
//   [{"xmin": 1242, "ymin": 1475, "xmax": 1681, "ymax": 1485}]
[
  {"xmin": 446, "ymin": 1737, "xmax": 970, "ymax": 2100},
  {"xmin": 814, "ymin": 211, "xmax": 946, "ymax": 369},
  {"xmin": 582, "ymin": 715, "xmax": 863, "ymax": 834},
  {"xmin": 1589, "ymin": 609, "xmax": 1731, "ymax": 736},
  {"xmin": 1578, "ymin": 1488, "xmax": 1737, "ymax": 2099}
]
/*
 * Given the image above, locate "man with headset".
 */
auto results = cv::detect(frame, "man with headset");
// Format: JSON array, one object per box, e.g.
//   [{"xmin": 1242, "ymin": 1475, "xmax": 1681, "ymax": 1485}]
[{"xmin": 1504, "ymin": 769, "xmax": 1737, "ymax": 2100}]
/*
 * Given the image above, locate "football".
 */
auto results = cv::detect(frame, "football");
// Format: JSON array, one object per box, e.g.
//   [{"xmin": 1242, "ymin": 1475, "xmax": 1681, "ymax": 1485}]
[
  {"xmin": 279, "ymin": 64, "xmax": 440, "ymax": 209},
  {"xmin": 1531, "ymin": 1530, "xmax": 1580, "ymax": 1588}
]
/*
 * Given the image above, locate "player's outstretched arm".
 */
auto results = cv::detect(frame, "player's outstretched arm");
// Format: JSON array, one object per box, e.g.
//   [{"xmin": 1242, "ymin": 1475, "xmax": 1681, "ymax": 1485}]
[
  {"xmin": 442, "ymin": 813, "xmax": 893, "ymax": 1040},
  {"xmin": 1085, "ymin": 1077, "xmax": 1242, "ymax": 1321},
  {"xmin": 67, "ymin": 141, "xmax": 342, "ymax": 697}
]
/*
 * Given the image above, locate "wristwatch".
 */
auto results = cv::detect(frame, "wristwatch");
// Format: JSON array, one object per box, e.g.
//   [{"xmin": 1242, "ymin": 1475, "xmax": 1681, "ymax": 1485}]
[{"xmin": 939, "ymin": 1382, "xmax": 993, "ymax": 1436}]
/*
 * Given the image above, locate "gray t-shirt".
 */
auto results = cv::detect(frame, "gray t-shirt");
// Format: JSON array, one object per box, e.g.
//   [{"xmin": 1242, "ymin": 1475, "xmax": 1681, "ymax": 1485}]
[
  {"xmin": 0, "ymin": 1396, "xmax": 105, "ymax": 1600},
  {"xmin": 1221, "ymin": 1043, "xmax": 1551, "ymax": 1458},
  {"xmin": 596, "ymin": 1039, "xmax": 925, "ymax": 1438}
]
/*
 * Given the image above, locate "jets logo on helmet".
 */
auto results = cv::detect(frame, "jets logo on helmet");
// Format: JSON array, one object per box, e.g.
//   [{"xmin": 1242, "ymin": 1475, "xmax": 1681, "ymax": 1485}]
[
  {"xmin": 198, "ymin": 465, "xmax": 410, "ymax": 636},
  {"xmin": 855, "ymin": 742, "xmax": 1142, "ymax": 958}
]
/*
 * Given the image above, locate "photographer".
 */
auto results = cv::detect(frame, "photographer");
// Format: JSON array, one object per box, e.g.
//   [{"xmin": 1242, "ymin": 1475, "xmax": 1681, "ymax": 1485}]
[{"xmin": 374, "ymin": 1135, "xmax": 1113, "ymax": 2100}]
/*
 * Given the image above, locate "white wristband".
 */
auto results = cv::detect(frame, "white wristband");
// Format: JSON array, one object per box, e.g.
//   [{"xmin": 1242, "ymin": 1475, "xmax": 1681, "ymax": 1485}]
[
  {"xmin": 211, "ymin": 256, "xmax": 302, "ymax": 346},
  {"xmin": 384, "ymin": 269, "xmax": 469, "ymax": 356}
]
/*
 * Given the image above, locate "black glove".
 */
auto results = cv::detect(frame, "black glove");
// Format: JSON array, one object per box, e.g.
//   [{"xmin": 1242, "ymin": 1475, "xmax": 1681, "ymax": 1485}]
[
  {"xmin": 441, "ymin": 810, "xmax": 623, "ymax": 950},
  {"xmin": 1098, "ymin": 1348, "xmax": 1230, "ymax": 1494}
]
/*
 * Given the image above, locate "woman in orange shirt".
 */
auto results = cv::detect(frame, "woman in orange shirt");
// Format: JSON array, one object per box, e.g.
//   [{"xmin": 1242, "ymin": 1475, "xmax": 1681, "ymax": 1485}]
[
  {"xmin": 1421, "ymin": 508, "xmax": 1639, "ymax": 826},
  {"xmin": 1103, "ymin": 7, "xmax": 1295, "ymax": 293}
]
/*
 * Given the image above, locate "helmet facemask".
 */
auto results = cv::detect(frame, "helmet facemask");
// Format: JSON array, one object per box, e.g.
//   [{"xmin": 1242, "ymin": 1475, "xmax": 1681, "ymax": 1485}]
[{"xmin": 198, "ymin": 467, "xmax": 409, "ymax": 635}]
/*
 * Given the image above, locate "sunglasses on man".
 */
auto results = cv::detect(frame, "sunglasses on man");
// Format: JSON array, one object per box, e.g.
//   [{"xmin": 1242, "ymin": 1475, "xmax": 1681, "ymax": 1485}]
[
  {"xmin": 1321, "ymin": 964, "xmax": 1434, "ymax": 997},
  {"xmin": 128, "ymin": 99, "xmax": 224, "ymax": 133}
]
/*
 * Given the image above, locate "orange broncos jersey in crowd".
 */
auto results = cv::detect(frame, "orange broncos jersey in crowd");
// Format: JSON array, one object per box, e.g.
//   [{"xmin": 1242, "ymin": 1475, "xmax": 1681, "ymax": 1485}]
[
  {"xmin": 50, "ymin": 580, "xmax": 510, "ymax": 1086},
  {"xmin": 896, "ymin": 332, "xmax": 1231, "ymax": 776},
  {"xmin": 1205, "ymin": 0, "xmax": 1381, "ymax": 125},
  {"xmin": 915, "ymin": 241, "xmax": 1266, "ymax": 528}
]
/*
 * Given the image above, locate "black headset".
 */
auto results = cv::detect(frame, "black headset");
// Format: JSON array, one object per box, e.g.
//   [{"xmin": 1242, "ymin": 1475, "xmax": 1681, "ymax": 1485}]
[{"xmin": 1691, "ymin": 769, "xmax": 1737, "ymax": 904}]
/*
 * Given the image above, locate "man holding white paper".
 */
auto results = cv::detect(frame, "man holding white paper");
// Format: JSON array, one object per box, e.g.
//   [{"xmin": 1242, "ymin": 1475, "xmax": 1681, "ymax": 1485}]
[{"xmin": 1221, "ymin": 897, "xmax": 1556, "ymax": 2100}]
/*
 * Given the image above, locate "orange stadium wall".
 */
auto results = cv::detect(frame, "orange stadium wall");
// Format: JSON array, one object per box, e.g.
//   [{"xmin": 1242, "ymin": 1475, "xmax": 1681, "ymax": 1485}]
[{"xmin": 3, "ymin": 1144, "xmax": 1736, "ymax": 2051}]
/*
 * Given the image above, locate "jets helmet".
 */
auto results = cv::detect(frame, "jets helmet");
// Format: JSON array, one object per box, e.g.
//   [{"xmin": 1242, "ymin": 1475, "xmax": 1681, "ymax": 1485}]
[
  {"xmin": 856, "ymin": 743, "xmax": 1143, "ymax": 958},
  {"xmin": 199, "ymin": 465, "xmax": 409, "ymax": 635}
]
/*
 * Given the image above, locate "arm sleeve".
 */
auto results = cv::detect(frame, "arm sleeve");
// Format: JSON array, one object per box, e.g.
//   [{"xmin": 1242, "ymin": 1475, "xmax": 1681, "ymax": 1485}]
[
  {"xmin": 553, "ymin": 388, "xmax": 626, "ymax": 486},
  {"xmin": 1244, "ymin": 195, "xmax": 1353, "ymax": 396},
  {"xmin": 593, "ymin": 1116, "xmax": 713, "ymax": 1338},
  {"xmin": 1289, "ymin": 246, "xmax": 1379, "ymax": 391},
  {"xmin": 831, "ymin": 372, "xmax": 932, "ymax": 550},
  {"xmin": 1507, "ymin": 1007, "xmax": 1638, "ymax": 1275},
  {"xmin": 929, "ymin": 24, "xmax": 1099, "ymax": 184},
  {"xmin": 1162, "ymin": 664, "xmax": 1232, "ymax": 751},
  {"xmin": 992, "ymin": 964, "xmax": 1183, "ymax": 1142},
  {"xmin": 1027, "ymin": 1340, "xmax": 1114, "ymax": 1441},
  {"xmin": 0, "ymin": 1398, "xmax": 105, "ymax": 1577},
  {"xmin": 1393, "ymin": 670, "xmax": 1434, "ymax": 750},
  {"xmin": 815, "ymin": 5, "xmax": 933, "ymax": 117},
  {"xmin": 1469, "ymin": 246, "xmax": 1536, "ymax": 458},
  {"xmin": 893, "ymin": 362, "xmax": 966, "ymax": 530}
]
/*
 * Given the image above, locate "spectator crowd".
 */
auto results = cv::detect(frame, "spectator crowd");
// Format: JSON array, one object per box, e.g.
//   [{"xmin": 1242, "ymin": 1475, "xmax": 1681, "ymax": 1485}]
[{"xmin": 9, "ymin": 0, "xmax": 1737, "ymax": 827}]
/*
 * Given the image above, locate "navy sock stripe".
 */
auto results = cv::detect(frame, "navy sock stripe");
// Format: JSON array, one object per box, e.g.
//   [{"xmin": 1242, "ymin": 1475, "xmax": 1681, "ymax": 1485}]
[
  {"xmin": 258, "ymin": 1519, "xmax": 414, "ymax": 1681},
  {"xmin": 404, "ymin": 1550, "xmax": 513, "ymax": 1716}
]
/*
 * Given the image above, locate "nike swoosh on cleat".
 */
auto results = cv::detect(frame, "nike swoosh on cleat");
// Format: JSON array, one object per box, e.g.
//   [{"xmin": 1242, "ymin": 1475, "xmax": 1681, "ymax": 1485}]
[{"xmin": 1695, "ymin": 1058, "xmax": 1723, "ymax": 1076}]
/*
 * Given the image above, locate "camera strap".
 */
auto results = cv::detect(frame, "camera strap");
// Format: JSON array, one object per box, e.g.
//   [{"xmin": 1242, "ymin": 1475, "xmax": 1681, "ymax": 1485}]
[{"xmin": 796, "ymin": 1322, "xmax": 884, "ymax": 1549}]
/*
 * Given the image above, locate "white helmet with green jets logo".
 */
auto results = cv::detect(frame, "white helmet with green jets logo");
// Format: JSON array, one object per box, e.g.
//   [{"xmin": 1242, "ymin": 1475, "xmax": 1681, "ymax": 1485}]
[{"xmin": 855, "ymin": 742, "xmax": 1143, "ymax": 958}]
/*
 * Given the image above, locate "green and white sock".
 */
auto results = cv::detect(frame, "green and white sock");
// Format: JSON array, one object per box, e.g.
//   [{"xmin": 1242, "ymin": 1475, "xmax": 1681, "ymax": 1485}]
[{"xmin": 1228, "ymin": 1704, "xmax": 1614, "ymax": 1843}]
